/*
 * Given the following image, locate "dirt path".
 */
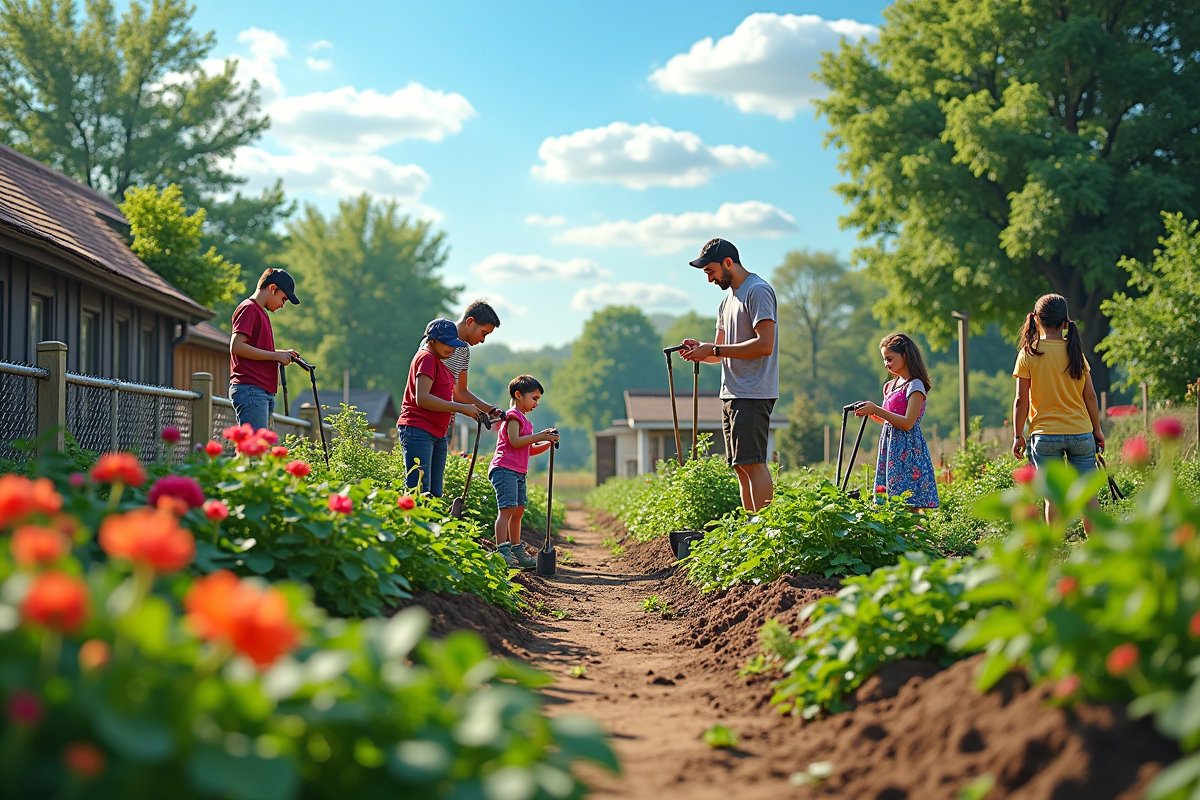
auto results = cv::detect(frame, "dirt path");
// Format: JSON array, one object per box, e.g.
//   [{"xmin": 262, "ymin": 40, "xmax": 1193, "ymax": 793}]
[{"xmin": 520, "ymin": 509, "xmax": 800, "ymax": 800}]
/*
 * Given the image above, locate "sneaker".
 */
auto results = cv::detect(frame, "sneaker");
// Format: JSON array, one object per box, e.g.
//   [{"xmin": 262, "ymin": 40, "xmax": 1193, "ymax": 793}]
[
  {"xmin": 512, "ymin": 543, "xmax": 537, "ymax": 569},
  {"xmin": 497, "ymin": 542, "xmax": 519, "ymax": 568}
]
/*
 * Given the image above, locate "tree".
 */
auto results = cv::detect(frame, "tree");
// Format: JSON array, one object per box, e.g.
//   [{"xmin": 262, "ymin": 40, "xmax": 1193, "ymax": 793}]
[
  {"xmin": 816, "ymin": 0, "xmax": 1200, "ymax": 393},
  {"xmin": 774, "ymin": 250, "xmax": 854, "ymax": 393},
  {"xmin": 777, "ymin": 392, "xmax": 824, "ymax": 469},
  {"xmin": 553, "ymin": 306, "xmax": 663, "ymax": 433},
  {"xmin": 1097, "ymin": 213, "xmax": 1200, "ymax": 402},
  {"xmin": 661, "ymin": 310, "xmax": 721, "ymax": 392},
  {"xmin": 270, "ymin": 195, "xmax": 458, "ymax": 396},
  {"xmin": 0, "ymin": 0, "xmax": 267, "ymax": 201},
  {"xmin": 120, "ymin": 184, "xmax": 241, "ymax": 308}
]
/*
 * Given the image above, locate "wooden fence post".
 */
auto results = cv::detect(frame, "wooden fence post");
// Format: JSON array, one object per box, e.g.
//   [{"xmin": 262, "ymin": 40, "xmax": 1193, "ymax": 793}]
[
  {"xmin": 190, "ymin": 372, "xmax": 213, "ymax": 449},
  {"xmin": 823, "ymin": 424, "xmax": 830, "ymax": 463},
  {"xmin": 36, "ymin": 341, "xmax": 67, "ymax": 452},
  {"xmin": 951, "ymin": 311, "xmax": 970, "ymax": 448},
  {"xmin": 298, "ymin": 403, "xmax": 321, "ymax": 443}
]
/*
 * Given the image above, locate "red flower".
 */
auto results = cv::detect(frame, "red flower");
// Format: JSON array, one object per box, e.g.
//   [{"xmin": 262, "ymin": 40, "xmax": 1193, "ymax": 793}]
[
  {"xmin": 184, "ymin": 571, "xmax": 300, "ymax": 668},
  {"xmin": 270, "ymin": 446, "xmax": 288, "ymax": 458},
  {"xmin": 1154, "ymin": 417, "xmax": 1184, "ymax": 441},
  {"xmin": 257, "ymin": 429, "xmax": 279, "ymax": 445},
  {"xmin": 64, "ymin": 742, "xmax": 106, "ymax": 779},
  {"xmin": 398, "ymin": 494, "xmax": 416, "ymax": 511},
  {"xmin": 237, "ymin": 437, "xmax": 269, "ymax": 457},
  {"xmin": 160, "ymin": 426, "xmax": 181, "ymax": 444},
  {"xmin": 1123, "ymin": 435, "xmax": 1151, "ymax": 466},
  {"xmin": 204, "ymin": 440, "xmax": 224, "ymax": 457},
  {"xmin": 1013, "ymin": 463, "xmax": 1037, "ymax": 484},
  {"xmin": 1053, "ymin": 674, "xmax": 1081, "ymax": 699},
  {"xmin": 147, "ymin": 476, "xmax": 205, "ymax": 511},
  {"xmin": 1057, "ymin": 576, "xmax": 1079, "ymax": 597},
  {"xmin": 21, "ymin": 572, "xmax": 88, "ymax": 632},
  {"xmin": 223, "ymin": 423, "xmax": 254, "ymax": 443},
  {"xmin": 1108, "ymin": 404, "xmax": 1141, "ymax": 418},
  {"xmin": 78, "ymin": 640, "xmax": 110, "ymax": 671},
  {"xmin": 98, "ymin": 508, "xmax": 195, "ymax": 573},
  {"xmin": 1189, "ymin": 611, "xmax": 1200, "ymax": 639},
  {"xmin": 90, "ymin": 453, "xmax": 146, "ymax": 487},
  {"xmin": 285, "ymin": 460, "xmax": 311, "ymax": 478},
  {"xmin": 875, "ymin": 486, "xmax": 887, "ymax": 493},
  {"xmin": 1106, "ymin": 643, "xmax": 1139, "ymax": 677},
  {"xmin": 69, "ymin": 473, "xmax": 86, "ymax": 488},
  {"xmin": 7, "ymin": 690, "xmax": 42, "ymax": 725},
  {"xmin": 328, "ymin": 494, "xmax": 353, "ymax": 514},
  {"xmin": 11, "ymin": 525, "xmax": 70, "ymax": 567},
  {"xmin": 204, "ymin": 499, "xmax": 229, "ymax": 521},
  {"xmin": 0, "ymin": 475, "xmax": 64, "ymax": 529}
]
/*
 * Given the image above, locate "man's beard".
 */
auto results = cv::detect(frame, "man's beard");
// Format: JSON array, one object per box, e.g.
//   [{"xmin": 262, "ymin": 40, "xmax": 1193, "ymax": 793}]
[{"xmin": 716, "ymin": 267, "xmax": 733, "ymax": 290}]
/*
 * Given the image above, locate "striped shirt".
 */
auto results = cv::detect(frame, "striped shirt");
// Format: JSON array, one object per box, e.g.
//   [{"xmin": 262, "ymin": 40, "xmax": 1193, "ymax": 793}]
[{"xmin": 444, "ymin": 345, "xmax": 470, "ymax": 379}]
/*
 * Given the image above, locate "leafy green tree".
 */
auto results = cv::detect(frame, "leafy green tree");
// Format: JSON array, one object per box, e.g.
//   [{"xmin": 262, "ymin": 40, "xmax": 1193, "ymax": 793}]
[
  {"xmin": 1098, "ymin": 213, "xmax": 1200, "ymax": 402},
  {"xmin": 661, "ymin": 310, "xmax": 721, "ymax": 392},
  {"xmin": 777, "ymin": 392, "xmax": 824, "ymax": 469},
  {"xmin": 553, "ymin": 306, "xmax": 663, "ymax": 432},
  {"xmin": 923, "ymin": 362, "xmax": 1013, "ymax": 438},
  {"xmin": 817, "ymin": 0, "xmax": 1200, "ymax": 392},
  {"xmin": 0, "ymin": 0, "xmax": 267, "ymax": 201},
  {"xmin": 774, "ymin": 250, "xmax": 854, "ymax": 394},
  {"xmin": 270, "ymin": 195, "xmax": 458, "ymax": 396},
  {"xmin": 120, "ymin": 184, "xmax": 241, "ymax": 308}
]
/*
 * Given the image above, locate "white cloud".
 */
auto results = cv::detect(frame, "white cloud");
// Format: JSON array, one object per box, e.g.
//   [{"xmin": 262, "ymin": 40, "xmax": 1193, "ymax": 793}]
[
  {"xmin": 271, "ymin": 84, "xmax": 475, "ymax": 154},
  {"xmin": 457, "ymin": 294, "xmax": 527, "ymax": 318},
  {"xmin": 570, "ymin": 282, "xmax": 692, "ymax": 312},
  {"xmin": 471, "ymin": 253, "xmax": 610, "ymax": 283},
  {"xmin": 305, "ymin": 57, "xmax": 332, "ymax": 72},
  {"xmin": 231, "ymin": 28, "xmax": 288, "ymax": 104},
  {"xmin": 556, "ymin": 201, "xmax": 797, "ymax": 254},
  {"xmin": 233, "ymin": 147, "xmax": 431, "ymax": 203},
  {"xmin": 531, "ymin": 122, "xmax": 768, "ymax": 190},
  {"xmin": 649, "ymin": 13, "xmax": 877, "ymax": 120},
  {"xmin": 524, "ymin": 213, "xmax": 567, "ymax": 227},
  {"xmin": 308, "ymin": 40, "xmax": 333, "ymax": 51}
]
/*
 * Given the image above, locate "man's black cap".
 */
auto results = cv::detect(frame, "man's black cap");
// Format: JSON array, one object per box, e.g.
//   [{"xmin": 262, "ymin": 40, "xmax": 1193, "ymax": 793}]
[
  {"xmin": 689, "ymin": 238, "xmax": 740, "ymax": 268},
  {"xmin": 264, "ymin": 269, "xmax": 300, "ymax": 305}
]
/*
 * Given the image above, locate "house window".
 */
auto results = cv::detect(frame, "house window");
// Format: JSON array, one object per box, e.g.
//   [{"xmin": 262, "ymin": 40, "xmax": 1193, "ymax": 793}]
[
  {"xmin": 115, "ymin": 319, "xmax": 130, "ymax": 380},
  {"xmin": 79, "ymin": 311, "xmax": 99, "ymax": 374},
  {"xmin": 29, "ymin": 295, "xmax": 51, "ymax": 357},
  {"xmin": 140, "ymin": 328, "xmax": 155, "ymax": 383}
]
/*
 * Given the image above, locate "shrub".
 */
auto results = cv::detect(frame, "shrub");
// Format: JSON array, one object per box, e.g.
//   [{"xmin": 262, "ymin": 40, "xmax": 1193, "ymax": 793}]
[
  {"xmin": 684, "ymin": 480, "xmax": 936, "ymax": 592},
  {"xmin": 923, "ymin": 454, "xmax": 1022, "ymax": 556}
]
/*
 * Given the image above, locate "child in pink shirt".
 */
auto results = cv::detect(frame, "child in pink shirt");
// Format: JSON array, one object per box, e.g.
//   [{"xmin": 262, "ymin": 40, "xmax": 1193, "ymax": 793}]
[{"xmin": 489, "ymin": 375, "xmax": 559, "ymax": 569}]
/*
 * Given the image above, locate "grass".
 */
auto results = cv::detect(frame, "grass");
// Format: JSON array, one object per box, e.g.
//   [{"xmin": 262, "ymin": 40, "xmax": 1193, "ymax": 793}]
[
  {"xmin": 528, "ymin": 469, "xmax": 595, "ymax": 505},
  {"xmin": 569, "ymin": 665, "xmax": 587, "ymax": 679},
  {"xmin": 601, "ymin": 536, "xmax": 625, "ymax": 557}
]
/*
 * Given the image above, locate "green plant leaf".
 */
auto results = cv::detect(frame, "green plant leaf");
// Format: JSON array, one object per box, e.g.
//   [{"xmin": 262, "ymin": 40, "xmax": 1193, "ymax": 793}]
[{"xmin": 187, "ymin": 745, "xmax": 301, "ymax": 800}]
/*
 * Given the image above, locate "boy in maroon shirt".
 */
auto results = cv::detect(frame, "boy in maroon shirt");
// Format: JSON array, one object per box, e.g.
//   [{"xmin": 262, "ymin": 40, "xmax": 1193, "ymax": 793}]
[{"xmin": 229, "ymin": 269, "xmax": 302, "ymax": 431}]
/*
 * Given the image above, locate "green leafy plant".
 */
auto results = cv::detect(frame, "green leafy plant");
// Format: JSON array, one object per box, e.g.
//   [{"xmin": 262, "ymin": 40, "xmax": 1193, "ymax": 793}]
[
  {"xmin": 559, "ymin": 550, "xmax": 573, "ymax": 564},
  {"xmin": 565, "ymin": 535, "xmax": 576, "ymax": 544},
  {"xmin": 550, "ymin": 609, "xmax": 571, "ymax": 621},
  {"xmin": 790, "ymin": 761, "xmax": 835, "ymax": 787},
  {"xmin": 570, "ymin": 665, "xmax": 588, "ymax": 679},
  {"xmin": 600, "ymin": 537, "xmax": 625, "ymax": 557},
  {"xmin": 739, "ymin": 618, "xmax": 799, "ymax": 676},
  {"xmin": 701, "ymin": 725, "xmax": 739, "ymax": 749},
  {"xmin": 640, "ymin": 595, "xmax": 675, "ymax": 620}
]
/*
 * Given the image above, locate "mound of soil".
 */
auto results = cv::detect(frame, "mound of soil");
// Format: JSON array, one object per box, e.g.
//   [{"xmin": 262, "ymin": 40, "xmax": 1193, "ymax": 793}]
[{"xmin": 390, "ymin": 590, "xmax": 534, "ymax": 657}]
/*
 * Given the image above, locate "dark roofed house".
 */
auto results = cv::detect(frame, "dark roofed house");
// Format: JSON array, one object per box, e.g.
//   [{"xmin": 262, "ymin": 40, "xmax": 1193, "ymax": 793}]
[
  {"xmin": 290, "ymin": 388, "xmax": 398, "ymax": 434},
  {"xmin": 593, "ymin": 389, "xmax": 787, "ymax": 484},
  {"xmin": 174, "ymin": 321, "xmax": 231, "ymax": 396},
  {"xmin": 0, "ymin": 144, "xmax": 212, "ymax": 382}
]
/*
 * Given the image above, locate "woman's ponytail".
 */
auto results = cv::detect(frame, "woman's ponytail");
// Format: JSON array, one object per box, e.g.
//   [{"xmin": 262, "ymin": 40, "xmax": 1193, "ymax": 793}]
[
  {"xmin": 1021, "ymin": 311, "xmax": 1042, "ymax": 356},
  {"xmin": 1065, "ymin": 320, "xmax": 1085, "ymax": 380}
]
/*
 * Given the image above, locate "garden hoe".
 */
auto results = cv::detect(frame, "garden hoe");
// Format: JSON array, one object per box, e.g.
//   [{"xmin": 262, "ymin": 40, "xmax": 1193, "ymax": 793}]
[
  {"xmin": 836, "ymin": 402, "xmax": 868, "ymax": 498},
  {"xmin": 663, "ymin": 345, "xmax": 705, "ymax": 560},
  {"xmin": 293, "ymin": 357, "xmax": 329, "ymax": 467},
  {"xmin": 536, "ymin": 438, "xmax": 560, "ymax": 577},
  {"xmin": 663, "ymin": 345, "xmax": 686, "ymax": 465},
  {"xmin": 449, "ymin": 413, "xmax": 493, "ymax": 519},
  {"xmin": 279, "ymin": 362, "xmax": 290, "ymax": 417}
]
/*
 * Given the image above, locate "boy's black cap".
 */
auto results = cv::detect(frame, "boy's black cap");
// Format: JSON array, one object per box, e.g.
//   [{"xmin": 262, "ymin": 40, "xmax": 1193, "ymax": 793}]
[
  {"xmin": 689, "ymin": 238, "xmax": 740, "ymax": 268},
  {"xmin": 265, "ymin": 270, "xmax": 300, "ymax": 304}
]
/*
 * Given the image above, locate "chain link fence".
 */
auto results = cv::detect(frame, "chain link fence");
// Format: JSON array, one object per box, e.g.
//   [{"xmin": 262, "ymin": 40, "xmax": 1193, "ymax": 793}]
[
  {"xmin": 63, "ymin": 374, "xmax": 199, "ymax": 463},
  {"xmin": 0, "ymin": 363, "xmax": 46, "ymax": 463}
]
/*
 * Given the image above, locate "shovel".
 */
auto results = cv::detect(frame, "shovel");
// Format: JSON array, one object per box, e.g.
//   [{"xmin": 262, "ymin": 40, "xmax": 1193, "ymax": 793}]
[
  {"xmin": 279, "ymin": 363, "xmax": 290, "ymax": 417},
  {"xmin": 536, "ymin": 438, "xmax": 560, "ymax": 577},
  {"xmin": 663, "ymin": 345, "xmax": 686, "ymax": 463},
  {"xmin": 449, "ymin": 413, "xmax": 493, "ymax": 519},
  {"xmin": 836, "ymin": 402, "xmax": 868, "ymax": 496},
  {"xmin": 663, "ymin": 345, "xmax": 705, "ymax": 560},
  {"xmin": 293, "ymin": 357, "xmax": 329, "ymax": 467}
]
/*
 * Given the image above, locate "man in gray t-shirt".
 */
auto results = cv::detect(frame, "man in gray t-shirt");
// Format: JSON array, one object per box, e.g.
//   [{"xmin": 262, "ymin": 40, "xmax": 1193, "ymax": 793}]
[{"xmin": 680, "ymin": 238, "xmax": 778, "ymax": 512}]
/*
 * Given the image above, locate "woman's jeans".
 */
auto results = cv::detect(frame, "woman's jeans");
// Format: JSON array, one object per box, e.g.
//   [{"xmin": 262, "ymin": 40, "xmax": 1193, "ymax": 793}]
[
  {"xmin": 399, "ymin": 425, "xmax": 449, "ymax": 496},
  {"xmin": 229, "ymin": 383, "xmax": 274, "ymax": 432},
  {"xmin": 1029, "ymin": 432, "xmax": 1097, "ymax": 473}
]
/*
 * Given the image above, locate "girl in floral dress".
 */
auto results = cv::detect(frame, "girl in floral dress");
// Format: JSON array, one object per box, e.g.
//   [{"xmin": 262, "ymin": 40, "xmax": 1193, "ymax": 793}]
[{"xmin": 854, "ymin": 333, "xmax": 939, "ymax": 509}]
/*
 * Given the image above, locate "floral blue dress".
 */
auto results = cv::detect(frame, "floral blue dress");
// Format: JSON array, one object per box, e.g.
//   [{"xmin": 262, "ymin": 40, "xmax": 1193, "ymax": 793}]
[{"xmin": 875, "ymin": 378, "xmax": 939, "ymax": 508}]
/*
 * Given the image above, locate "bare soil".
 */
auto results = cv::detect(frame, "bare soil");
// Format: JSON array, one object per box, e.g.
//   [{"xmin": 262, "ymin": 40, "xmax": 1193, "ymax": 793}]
[{"xmin": 408, "ymin": 509, "xmax": 1178, "ymax": 799}]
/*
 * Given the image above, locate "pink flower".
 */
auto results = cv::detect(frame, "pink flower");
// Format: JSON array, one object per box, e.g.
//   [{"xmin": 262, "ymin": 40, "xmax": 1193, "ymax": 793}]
[
  {"xmin": 237, "ymin": 437, "xmax": 269, "ymax": 457},
  {"xmin": 270, "ymin": 446, "xmax": 288, "ymax": 458},
  {"xmin": 204, "ymin": 499, "xmax": 229, "ymax": 521},
  {"xmin": 1013, "ymin": 463, "xmax": 1037, "ymax": 484},
  {"xmin": 160, "ymin": 426, "xmax": 181, "ymax": 444},
  {"xmin": 1053, "ymin": 674, "xmax": 1081, "ymax": 699},
  {"xmin": 147, "ymin": 476, "xmax": 205, "ymax": 510},
  {"xmin": 223, "ymin": 424, "xmax": 254, "ymax": 443},
  {"xmin": 1106, "ymin": 643, "xmax": 1139, "ymax": 677},
  {"xmin": 69, "ymin": 473, "xmax": 85, "ymax": 488},
  {"xmin": 398, "ymin": 495, "xmax": 416, "ymax": 511},
  {"xmin": 7, "ymin": 690, "xmax": 42, "ymax": 725},
  {"xmin": 328, "ymin": 494, "xmax": 353, "ymax": 514},
  {"xmin": 204, "ymin": 440, "xmax": 224, "ymax": 457},
  {"xmin": 285, "ymin": 461, "xmax": 311, "ymax": 478},
  {"xmin": 1123, "ymin": 435, "xmax": 1151, "ymax": 466},
  {"xmin": 256, "ymin": 429, "xmax": 279, "ymax": 445},
  {"xmin": 1154, "ymin": 417, "xmax": 1184, "ymax": 441}
]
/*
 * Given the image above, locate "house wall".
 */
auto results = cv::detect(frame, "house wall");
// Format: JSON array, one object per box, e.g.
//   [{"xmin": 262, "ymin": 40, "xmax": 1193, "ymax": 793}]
[
  {"xmin": 174, "ymin": 342, "xmax": 229, "ymax": 396},
  {"xmin": 0, "ymin": 239, "xmax": 180, "ymax": 384}
]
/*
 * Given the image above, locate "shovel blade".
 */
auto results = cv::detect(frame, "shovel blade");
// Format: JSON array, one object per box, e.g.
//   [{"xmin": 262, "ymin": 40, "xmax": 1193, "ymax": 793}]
[
  {"xmin": 449, "ymin": 497, "xmax": 466, "ymax": 519},
  {"xmin": 536, "ymin": 546, "xmax": 556, "ymax": 577}
]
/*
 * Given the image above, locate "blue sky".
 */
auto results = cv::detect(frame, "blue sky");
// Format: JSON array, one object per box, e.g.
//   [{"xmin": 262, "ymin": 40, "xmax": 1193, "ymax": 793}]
[{"xmin": 192, "ymin": 1, "xmax": 891, "ymax": 349}]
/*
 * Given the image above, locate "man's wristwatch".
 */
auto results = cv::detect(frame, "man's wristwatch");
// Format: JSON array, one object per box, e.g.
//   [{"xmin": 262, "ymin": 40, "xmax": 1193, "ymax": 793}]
[{"xmin": 713, "ymin": 345, "xmax": 721, "ymax": 358}]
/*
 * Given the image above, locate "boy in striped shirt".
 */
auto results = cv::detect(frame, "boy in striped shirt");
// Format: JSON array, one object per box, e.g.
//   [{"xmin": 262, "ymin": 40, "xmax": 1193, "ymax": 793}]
[{"xmin": 440, "ymin": 301, "xmax": 505, "ymax": 429}]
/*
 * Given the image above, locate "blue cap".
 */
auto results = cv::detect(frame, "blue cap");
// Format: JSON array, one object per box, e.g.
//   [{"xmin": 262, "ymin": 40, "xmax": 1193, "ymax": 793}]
[{"xmin": 424, "ymin": 318, "xmax": 469, "ymax": 348}]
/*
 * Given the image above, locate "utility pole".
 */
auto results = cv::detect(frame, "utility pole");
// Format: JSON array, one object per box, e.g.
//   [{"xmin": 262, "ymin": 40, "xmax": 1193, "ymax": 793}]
[{"xmin": 951, "ymin": 311, "xmax": 970, "ymax": 449}]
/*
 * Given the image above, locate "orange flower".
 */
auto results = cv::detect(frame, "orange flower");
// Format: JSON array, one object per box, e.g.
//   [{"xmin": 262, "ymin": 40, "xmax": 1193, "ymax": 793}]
[
  {"xmin": 204, "ymin": 440, "xmax": 224, "ymax": 457},
  {"xmin": 1056, "ymin": 576, "xmax": 1079, "ymax": 597},
  {"xmin": 90, "ymin": 453, "xmax": 146, "ymax": 487},
  {"xmin": 21, "ymin": 572, "xmax": 88, "ymax": 632},
  {"xmin": 185, "ymin": 571, "xmax": 300, "ymax": 668},
  {"xmin": 98, "ymin": 508, "xmax": 195, "ymax": 573},
  {"xmin": 64, "ymin": 742, "xmax": 106, "ymax": 779},
  {"xmin": 285, "ymin": 461, "xmax": 311, "ymax": 478},
  {"xmin": 223, "ymin": 423, "xmax": 254, "ymax": 443},
  {"xmin": 1106, "ymin": 643, "xmax": 1139, "ymax": 677},
  {"xmin": 0, "ymin": 475, "xmax": 63, "ymax": 529},
  {"xmin": 11, "ymin": 525, "xmax": 70, "ymax": 567},
  {"xmin": 78, "ymin": 639, "xmax": 110, "ymax": 671}
]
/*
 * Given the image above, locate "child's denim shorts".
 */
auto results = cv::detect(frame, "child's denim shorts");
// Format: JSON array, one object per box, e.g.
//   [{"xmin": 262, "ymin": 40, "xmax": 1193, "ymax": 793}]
[
  {"xmin": 1029, "ymin": 432, "xmax": 1097, "ymax": 473},
  {"xmin": 489, "ymin": 467, "xmax": 527, "ymax": 509}
]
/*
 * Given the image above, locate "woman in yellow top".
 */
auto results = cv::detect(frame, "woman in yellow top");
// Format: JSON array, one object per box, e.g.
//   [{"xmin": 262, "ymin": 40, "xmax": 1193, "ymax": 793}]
[{"xmin": 1012, "ymin": 294, "xmax": 1106, "ymax": 487}]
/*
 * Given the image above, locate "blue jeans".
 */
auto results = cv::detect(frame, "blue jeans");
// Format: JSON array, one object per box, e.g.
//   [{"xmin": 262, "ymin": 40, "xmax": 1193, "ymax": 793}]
[
  {"xmin": 399, "ymin": 425, "xmax": 449, "ymax": 496},
  {"xmin": 489, "ymin": 467, "xmax": 527, "ymax": 509},
  {"xmin": 229, "ymin": 383, "xmax": 274, "ymax": 432},
  {"xmin": 1029, "ymin": 433, "xmax": 1097, "ymax": 473}
]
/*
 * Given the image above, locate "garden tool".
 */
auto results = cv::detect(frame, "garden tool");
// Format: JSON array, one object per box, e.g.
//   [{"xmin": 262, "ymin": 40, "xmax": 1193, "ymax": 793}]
[
  {"xmin": 536, "ymin": 438, "xmax": 560, "ymax": 577},
  {"xmin": 293, "ymin": 357, "xmax": 329, "ymax": 466},
  {"xmin": 279, "ymin": 363, "xmax": 290, "ymax": 417},
  {"xmin": 449, "ymin": 413, "xmax": 493, "ymax": 519},
  {"xmin": 1096, "ymin": 451, "xmax": 1126, "ymax": 501},
  {"xmin": 836, "ymin": 402, "xmax": 868, "ymax": 495},
  {"xmin": 691, "ymin": 358, "xmax": 700, "ymax": 460},
  {"xmin": 663, "ymin": 345, "xmax": 686, "ymax": 463}
]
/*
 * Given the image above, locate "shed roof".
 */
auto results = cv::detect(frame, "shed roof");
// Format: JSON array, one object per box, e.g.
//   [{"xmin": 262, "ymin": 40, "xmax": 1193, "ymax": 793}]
[
  {"xmin": 186, "ymin": 321, "xmax": 230, "ymax": 350},
  {"xmin": 621, "ymin": 389, "xmax": 787, "ymax": 427},
  {"xmin": 0, "ymin": 144, "xmax": 211, "ymax": 320},
  {"xmin": 290, "ymin": 389, "xmax": 398, "ymax": 429}
]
